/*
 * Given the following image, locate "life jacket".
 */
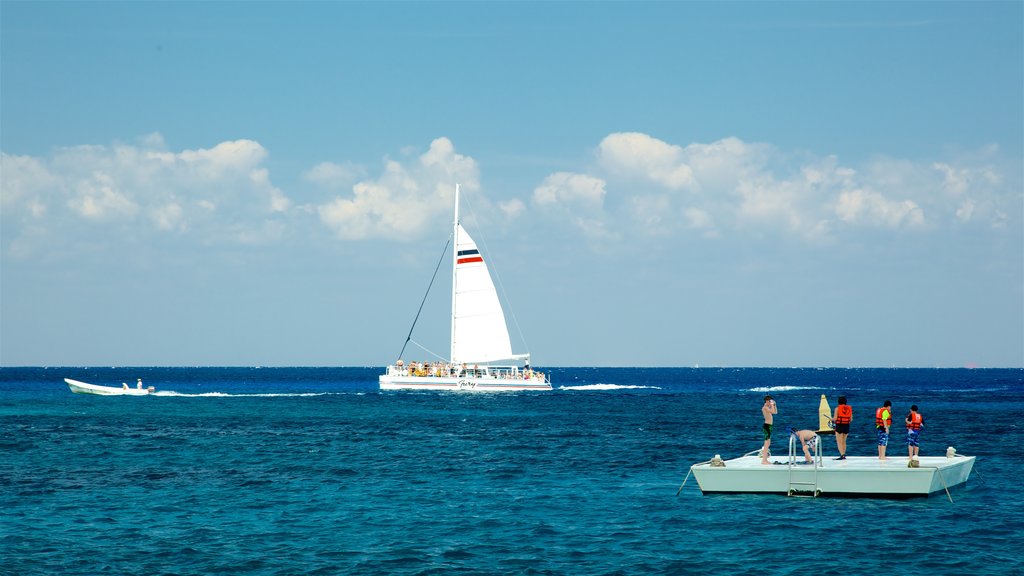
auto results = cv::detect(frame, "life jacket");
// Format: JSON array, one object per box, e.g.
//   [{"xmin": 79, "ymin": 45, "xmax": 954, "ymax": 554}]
[
  {"xmin": 875, "ymin": 407, "xmax": 891, "ymax": 428},
  {"xmin": 834, "ymin": 404, "xmax": 852, "ymax": 425},
  {"xmin": 907, "ymin": 412, "xmax": 923, "ymax": 430}
]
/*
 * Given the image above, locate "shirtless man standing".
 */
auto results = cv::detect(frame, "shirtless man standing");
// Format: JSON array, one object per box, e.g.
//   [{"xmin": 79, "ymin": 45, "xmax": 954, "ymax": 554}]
[{"xmin": 760, "ymin": 395, "xmax": 777, "ymax": 464}]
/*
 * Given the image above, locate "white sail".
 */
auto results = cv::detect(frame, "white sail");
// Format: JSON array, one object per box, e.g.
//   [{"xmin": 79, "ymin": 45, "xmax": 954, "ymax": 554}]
[{"xmin": 451, "ymin": 224, "xmax": 513, "ymax": 364}]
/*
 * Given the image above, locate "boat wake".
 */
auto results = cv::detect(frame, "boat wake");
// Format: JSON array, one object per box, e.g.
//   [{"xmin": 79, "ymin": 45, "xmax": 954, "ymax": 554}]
[
  {"xmin": 151, "ymin": 391, "xmax": 339, "ymax": 398},
  {"xmin": 559, "ymin": 384, "xmax": 663, "ymax": 391}
]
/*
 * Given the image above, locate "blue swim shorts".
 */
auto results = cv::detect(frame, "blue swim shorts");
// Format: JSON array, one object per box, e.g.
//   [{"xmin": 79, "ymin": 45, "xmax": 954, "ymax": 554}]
[
  {"xmin": 907, "ymin": 429, "xmax": 921, "ymax": 447},
  {"xmin": 877, "ymin": 429, "xmax": 890, "ymax": 446}
]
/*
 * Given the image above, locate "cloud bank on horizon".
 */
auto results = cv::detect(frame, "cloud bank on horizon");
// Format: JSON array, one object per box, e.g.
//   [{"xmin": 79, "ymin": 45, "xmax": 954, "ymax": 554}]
[{"xmin": 2, "ymin": 132, "xmax": 1017, "ymax": 259}]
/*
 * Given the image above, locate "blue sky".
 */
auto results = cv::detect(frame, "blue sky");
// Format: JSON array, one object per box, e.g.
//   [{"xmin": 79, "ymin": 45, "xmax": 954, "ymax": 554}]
[{"xmin": 2, "ymin": 1, "xmax": 1021, "ymax": 367}]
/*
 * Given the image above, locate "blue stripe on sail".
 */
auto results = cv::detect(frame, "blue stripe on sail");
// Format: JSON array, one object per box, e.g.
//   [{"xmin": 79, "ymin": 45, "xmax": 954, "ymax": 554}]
[{"xmin": 457, "ymin": 249, "xmax": 480, "ymax": 257}]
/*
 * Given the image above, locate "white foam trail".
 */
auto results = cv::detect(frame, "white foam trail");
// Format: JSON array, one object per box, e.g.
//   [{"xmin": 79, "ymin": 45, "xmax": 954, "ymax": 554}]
[
  {"xmin": 558, "ymin": 384, "xmax": 662, "ymax": 391},
  {"xmin": 747, "ymin": 385, "xmax": 820, "ymax": 392},
  {"xmin": 152, "ymin": 391, "xmax": 334, "ymax": 398}
]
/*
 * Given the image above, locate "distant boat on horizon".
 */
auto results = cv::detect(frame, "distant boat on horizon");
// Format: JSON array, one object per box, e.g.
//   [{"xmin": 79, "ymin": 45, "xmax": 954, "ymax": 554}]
[{"xmin": 379, "ymin": 185, "xmax": 551, "ymax": 392}]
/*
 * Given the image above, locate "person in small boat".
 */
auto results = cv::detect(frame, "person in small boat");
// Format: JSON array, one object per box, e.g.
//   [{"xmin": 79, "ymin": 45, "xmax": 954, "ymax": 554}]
[
  {"xmin": 905, "ymin": 404, "xmax": 925, "ymax": 459},
  {"xmin": 760, "ymin": 395, "xmax": 777, "ymax": 465},
  {"xmin": 137, "ymin": 378, "xmax": 143, "ymax": 389},
  {"xmin": 122, "ymin": 382, "xmax": 129, "ymax": 390},
  {"xmin": 832, "ymin": 396, "xmax": 852, "ymax": 460},
  {"xmin": 790, "ymin": 428, "xmax": 819, "ymax": 463},
  {"xmin": 876, "ymin": 400, "xmax": 893, "ymax": 460}
]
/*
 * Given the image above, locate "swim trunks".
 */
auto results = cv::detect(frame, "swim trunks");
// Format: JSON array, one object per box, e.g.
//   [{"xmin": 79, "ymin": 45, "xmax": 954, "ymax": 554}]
[
  {"xmin": 763, "ymin": 423, "xmax": 773, "ymax": 441},
  {"xmin": 907, "ymin": 429, "xmax": 921, "ymax": 447},
  {"xmin": 834, "ymin": 423, "xmax": 850, "ymax": 434},
  {"xmin": 806, "ymin": 435, "xmax": 818, "ymax": 451},
  {"xmin": 877, "ymin": 429, "xmax": 889, "ymax": 446}
]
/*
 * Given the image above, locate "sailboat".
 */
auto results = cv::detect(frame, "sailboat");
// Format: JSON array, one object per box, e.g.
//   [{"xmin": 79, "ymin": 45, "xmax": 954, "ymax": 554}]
[{"xmin": 379, "ymin": 185, "xmax": 552, "ymax": 391}]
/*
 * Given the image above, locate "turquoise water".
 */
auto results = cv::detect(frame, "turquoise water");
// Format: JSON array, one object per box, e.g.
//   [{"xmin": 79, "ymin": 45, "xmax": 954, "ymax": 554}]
[{"xmin": 2, "ymin": 367, "xmax": 1022, "ymax": 575}]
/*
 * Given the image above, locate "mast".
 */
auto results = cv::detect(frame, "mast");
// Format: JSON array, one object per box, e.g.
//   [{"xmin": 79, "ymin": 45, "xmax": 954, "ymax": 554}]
[{"xmin": 449, "ymin": 184, "xmax": 459, "ymax": 364}]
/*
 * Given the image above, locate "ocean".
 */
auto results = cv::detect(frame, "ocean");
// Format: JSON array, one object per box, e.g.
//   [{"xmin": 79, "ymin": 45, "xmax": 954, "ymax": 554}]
[{"xmin": 2, "ymin": 367, "xmax": 1022, "ymax": 575}]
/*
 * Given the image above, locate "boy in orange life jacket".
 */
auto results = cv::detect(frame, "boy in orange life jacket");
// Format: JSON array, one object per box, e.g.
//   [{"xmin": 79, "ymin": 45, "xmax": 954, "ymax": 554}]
[
  {"xmin": 906, "ymin": 404, "xmax": 924, "ymax": 458},
  {"xmin": 876, "ymin": 400, "xmax": 893, "ymax": 460},
  {"xmin": 832, "ymin": 396, "xmax": 852, "ymax": 460}
]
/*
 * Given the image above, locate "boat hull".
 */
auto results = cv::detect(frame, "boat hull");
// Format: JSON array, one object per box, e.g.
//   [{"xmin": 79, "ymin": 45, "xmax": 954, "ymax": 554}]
[
  {"xmin": 379, "ymin": 374, "xmax": 552, "ymax": 392},
  {"xmin": 65, "ymin": 378, "xmax": 153, "ymax": 396},
  {"xmin": 690, "ymin": 454, "xmax": 975, "ymax": 497}
]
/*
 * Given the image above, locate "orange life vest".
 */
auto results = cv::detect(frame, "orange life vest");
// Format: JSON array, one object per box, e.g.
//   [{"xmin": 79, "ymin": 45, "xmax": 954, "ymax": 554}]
[
  {"xmin": 875, "ymin": 407, "xmax": 891, "ymax": 428},
  {"xmin": 907, "ymin": 412, "xmax": 923, "ymax": 430},
  {"xmin": 834, "ymin": 404, "xmax": 852, "ymax": 425}
]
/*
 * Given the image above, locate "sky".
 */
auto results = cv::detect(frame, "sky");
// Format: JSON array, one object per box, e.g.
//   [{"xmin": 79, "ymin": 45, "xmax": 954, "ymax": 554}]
[{"xmin": 1, "ymin": 1, "xmax": 1021, "ymax": 368}]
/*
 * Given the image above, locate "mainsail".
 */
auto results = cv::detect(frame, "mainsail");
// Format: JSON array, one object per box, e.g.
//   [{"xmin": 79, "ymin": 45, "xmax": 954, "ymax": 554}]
[{"xmin": 450, "ymin": 223, "xmax": 513, "ymax": 364}]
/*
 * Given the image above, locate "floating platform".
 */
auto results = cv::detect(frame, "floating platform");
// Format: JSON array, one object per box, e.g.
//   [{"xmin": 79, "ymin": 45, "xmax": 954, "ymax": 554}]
[{"xmin": 688, "ymin": 452, "xmax": 975, "ymax": 498}]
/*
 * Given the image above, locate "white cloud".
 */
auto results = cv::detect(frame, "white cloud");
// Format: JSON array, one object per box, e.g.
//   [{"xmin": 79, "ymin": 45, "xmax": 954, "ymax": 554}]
[
  {"xmin": 1, "ymin": 154, "xmax": 60, "ymax": 209},
  {"xmin": 532, "ymin": 172, "xmax": 606, "ymax": 208},
  {"xmin": 835, "ymin": 188, "xmax": 924, "ymax": 228},
  {"xmin": 498, "ymin": 198, "xmax": 526, "ymax": 219},
  {"xmin": 314, "ymin": 137, "xmax": 481, "ymax": 241},
  {"xmin": 0, "ymin": 136, "xmax": 291, "ymax": 257},
  {"xmin": 598, "ymin": 132, "xmax": 694, "ymax": 189},
  {"xmin": 67, "ymin": 171, "xmax": 139, "ymax": 220},
  {"xmin": 151, "ymin": 202, "xmax": 185, "ymax": 231},
  {"xmin": 4, "ymin": 132, "xmax": 1016, "ymax": 260},
  {"xmin": 683, "ymin": 207, "xmax": 715, "ymax": 234},
  {"xmin": 303, "ymin": 161, "xmax": 366, "ymax": 189},
  {"xmin": 530, "ymin": 172, "xmax": 613, "ymax": 240},
  {"xmin": 530, "ymin": 132, "xmax": 1016, "ymax": 244},
  {"xmin": 930, "ymin": 161, "xmax": 1007, "ymax": 227}
]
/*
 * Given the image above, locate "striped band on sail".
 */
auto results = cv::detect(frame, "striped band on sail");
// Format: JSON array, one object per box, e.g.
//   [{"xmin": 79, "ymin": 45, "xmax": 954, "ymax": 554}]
[{"xmin": 457, "ymin": 249, "xmax": 483, "ymax": 265}]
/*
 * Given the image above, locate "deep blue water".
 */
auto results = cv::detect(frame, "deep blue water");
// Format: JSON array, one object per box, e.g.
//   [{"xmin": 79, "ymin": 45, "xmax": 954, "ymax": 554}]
[{"xmin": 2, "ymin": 367, "xmax": 1022, "ymax": 575}]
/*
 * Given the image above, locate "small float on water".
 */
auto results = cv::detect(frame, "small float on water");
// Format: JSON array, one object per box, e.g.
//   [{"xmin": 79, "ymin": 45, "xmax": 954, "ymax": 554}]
[
  {"xmin": 680, "ymin": 394, "xmax": 976, "ymax": 499},
  {"xmin": 65, "ymin": 378, "xmax": 155, "ymax": 396}
]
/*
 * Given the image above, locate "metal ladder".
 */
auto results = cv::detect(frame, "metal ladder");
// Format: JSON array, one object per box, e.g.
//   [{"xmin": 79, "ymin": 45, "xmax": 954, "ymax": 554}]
[{"xmin": 786, "ymin": 433, "xmax": 822, "ymax": 497}]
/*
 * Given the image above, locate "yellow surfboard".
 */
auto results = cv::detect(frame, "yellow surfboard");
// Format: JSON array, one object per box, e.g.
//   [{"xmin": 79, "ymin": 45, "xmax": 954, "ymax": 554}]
[{"xmin": 817, "ymin": 394, "xmax": 835, "ymax": 435}]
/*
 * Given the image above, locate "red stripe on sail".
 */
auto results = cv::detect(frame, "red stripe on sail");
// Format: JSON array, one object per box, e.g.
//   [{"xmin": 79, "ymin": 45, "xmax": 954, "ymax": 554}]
[{"xmin": 457, "ymin": 256, "xmax": 484, "ymax": 265}]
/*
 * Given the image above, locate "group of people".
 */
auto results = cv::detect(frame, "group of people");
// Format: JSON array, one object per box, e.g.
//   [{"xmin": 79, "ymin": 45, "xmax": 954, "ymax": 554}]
[
  {"xmin": 391, "ymin": 360, "xmax": 542, "ymax": 381},
  {"xmin": 873, "ymin": 399, "xmax": 925, "ymax": 461},
  {"xmin": 760, "ymin": 394, "xmax": 926, "ymax": 464}
]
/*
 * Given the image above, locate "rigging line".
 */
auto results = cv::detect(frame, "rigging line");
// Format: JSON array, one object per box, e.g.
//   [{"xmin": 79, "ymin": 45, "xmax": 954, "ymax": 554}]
[
  {"xmin": 396, "ymin": 233, "xmax": 453, "ymax": 361},
  {"xmin": 407, "ymin": 339, "xmax": 447, "ymax": 362},
  {"xmin": 460, "ymin": 190, "xmax": 531, "ymax": 356}
]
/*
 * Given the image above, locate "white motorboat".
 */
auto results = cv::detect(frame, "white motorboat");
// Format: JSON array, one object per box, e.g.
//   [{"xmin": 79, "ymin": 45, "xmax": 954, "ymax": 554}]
[
  {"xmin": 65, "ymin": 378, "xmax": 155, "ymax": 396},
  {"xmin": 379, "ymin": 184, "xmax": 551, "ymax": 392}
]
